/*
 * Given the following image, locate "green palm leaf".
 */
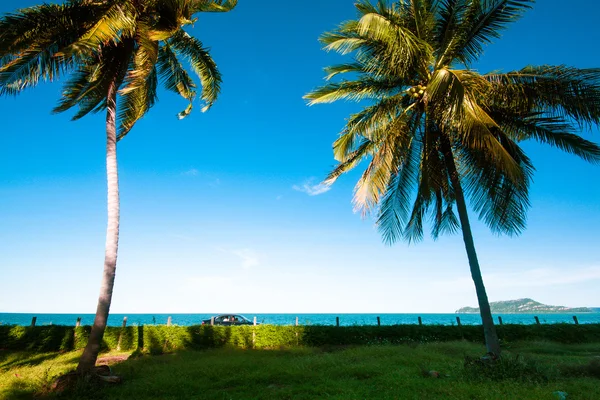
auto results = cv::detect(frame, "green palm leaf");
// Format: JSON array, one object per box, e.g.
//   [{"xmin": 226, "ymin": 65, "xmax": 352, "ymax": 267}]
[
  {"xmin": 485, "ymin": 66, "xmax": 600, "ymax": 126},
  {"xmin": 192, "ymin": 0, "xmax": 238, "ymax": 13},
  {"xmin": 169, "ymin": 29, "xmax": 221, "ymax": 112},
  {"xmin": 56, "ymin": 0, "xmax": 137, "ymax": 58},
  {"xmin": 453, "ymin": 0, "xmax": 534, "ymax": 66}
]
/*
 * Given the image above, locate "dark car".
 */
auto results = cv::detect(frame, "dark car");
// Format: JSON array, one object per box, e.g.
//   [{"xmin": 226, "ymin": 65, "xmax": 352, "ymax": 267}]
[{"xmin": 201, "ymin": 314, "xmax": 256, "ymax": 326}]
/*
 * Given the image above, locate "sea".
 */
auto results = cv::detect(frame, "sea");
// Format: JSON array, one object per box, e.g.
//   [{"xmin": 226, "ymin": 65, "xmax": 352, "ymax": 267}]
[{"xmin": 1, "ymin": 311, "xmax": 600, "ymax": 327}]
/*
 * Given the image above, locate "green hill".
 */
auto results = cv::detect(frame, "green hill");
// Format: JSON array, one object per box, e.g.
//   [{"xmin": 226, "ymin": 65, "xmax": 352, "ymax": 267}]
[{"xmin": 456, "ymin": 298, "xmax": 593, "ymax": 314}]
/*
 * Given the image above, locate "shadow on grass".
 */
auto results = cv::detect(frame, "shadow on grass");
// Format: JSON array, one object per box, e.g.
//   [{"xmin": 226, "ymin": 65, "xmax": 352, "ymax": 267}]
[
  {"xmin": 5, "ymin": 343, "xmax": 600, "ymax": 400},
  {"xmin": 0, "ymin": 351, "xmax": 77, "ymax": 370},
  {"xmin": 2, "ymin": 379, "xmax": 39, "ymax": 400}
]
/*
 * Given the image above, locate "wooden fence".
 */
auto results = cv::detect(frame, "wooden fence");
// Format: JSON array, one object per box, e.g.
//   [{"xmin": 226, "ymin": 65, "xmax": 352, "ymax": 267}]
[{"xmin": 20, "ymin": 314, "xmax": 585, "ymax": 328}]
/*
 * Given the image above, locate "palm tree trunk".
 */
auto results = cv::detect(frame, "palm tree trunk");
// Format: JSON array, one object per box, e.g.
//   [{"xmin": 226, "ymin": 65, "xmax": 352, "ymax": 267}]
[
  {"xmin": 77, "ymin": 77, "xmax": 120, "ymax": 374},
  {"xmin": 441, "ymin": 138, "xmax": 501, "ymax": 356}
]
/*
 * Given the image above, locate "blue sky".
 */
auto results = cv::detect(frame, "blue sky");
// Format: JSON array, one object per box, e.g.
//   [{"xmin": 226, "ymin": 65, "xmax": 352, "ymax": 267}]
[{"xmin": 1, "ymin": 0, "xmax": 599, "ymax": 314}]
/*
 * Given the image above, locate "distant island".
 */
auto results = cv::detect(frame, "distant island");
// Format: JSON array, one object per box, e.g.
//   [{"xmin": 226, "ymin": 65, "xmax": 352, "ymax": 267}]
[{"xmin": 456, "ymin": 298, "xmax": 594, "ymax": 314}]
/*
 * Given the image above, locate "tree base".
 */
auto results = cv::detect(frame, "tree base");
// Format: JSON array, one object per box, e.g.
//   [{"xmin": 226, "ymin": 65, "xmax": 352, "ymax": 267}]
[{"xmin": 50, "ymin": 365, "xmax": 122, "ymax": 393}]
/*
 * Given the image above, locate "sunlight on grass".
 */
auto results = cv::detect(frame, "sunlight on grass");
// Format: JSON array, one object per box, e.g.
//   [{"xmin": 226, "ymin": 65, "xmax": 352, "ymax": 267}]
[
  {"xmin": 0, "ymin": 350, "xmax": 131, "ymax": 399},
  {"xmin": 1, "ymin": 342, "xmax": 599, "ymax": 399}
]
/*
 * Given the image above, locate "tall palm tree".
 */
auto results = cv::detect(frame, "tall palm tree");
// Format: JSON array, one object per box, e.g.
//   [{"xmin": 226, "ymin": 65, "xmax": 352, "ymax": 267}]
[
  {"xmin": 0, "ymin": 0, "xmax": 236, "ymax": 374},
  {"xmin": 305, "ymin": 0, "xmax": 600, "ymax": 356}
]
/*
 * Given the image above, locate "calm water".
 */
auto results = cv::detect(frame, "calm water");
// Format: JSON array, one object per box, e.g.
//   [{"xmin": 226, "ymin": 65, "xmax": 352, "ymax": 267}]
[{"xmin": 1, "ymin": 312, "xmax": 599, "ymax": 327}]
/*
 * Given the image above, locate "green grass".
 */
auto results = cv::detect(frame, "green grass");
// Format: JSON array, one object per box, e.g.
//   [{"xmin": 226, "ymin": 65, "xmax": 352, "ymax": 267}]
[{"xmin": 1, "ymin": 342, "xmax": 599, "ymax": 399}]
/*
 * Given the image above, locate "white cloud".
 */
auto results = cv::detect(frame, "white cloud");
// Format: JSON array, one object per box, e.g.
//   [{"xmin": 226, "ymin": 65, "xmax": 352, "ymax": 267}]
[
  {"xmin": 232, "ymin": 248, "xmax": 260, "ymax": 269},
  {"xmin": 182, "ymin": 168, "xmax": 199, "ymax": 176},
  {"xmin": 293, "ymin": 178, "xmax": 331, "ymax": 196}
]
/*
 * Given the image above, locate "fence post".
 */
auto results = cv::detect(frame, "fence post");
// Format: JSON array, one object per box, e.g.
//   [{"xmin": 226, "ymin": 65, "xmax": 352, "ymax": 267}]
[
  {"xmin": 456, "ymin": 316, "xmax": 462, "ymax": 327},
  {"xmin": 377, "ymin": 316, "xmax": 381, "ymax": 326},
  {"xmin": 75, "ymin": 317, "xmax": 81, "ymax": 327},
  {"xmin": 117, "ymin": 317, "xmax": 128, "ymax": 351},
  {"xmin": 418, "ymin": 316, "xmax": 422, "ymax": 326},
  {"xmin": 336, "ymin": 316, "xmax": 340, "ymax": 327},
  {"xmin": 295, "ymin": 316, "xmax": 299, "ymax": 346},
  {"xmin": 534, "ymin": 316, "xmax": 541, "ymax": 325},
  {"xmin": 295, "ymin": 316, "xmax": 298, "ymax": 326},
  {"xmin": 30, "ymin": 317, "xmax": 36, "ymax": 327},
  {"xmin": 167, "ymin": 316, "xmax": 172, "ymax": 327},
  {"xmin": 211, "ymin": 316, "xmax": 214, "ymax": 326},
  {"xmin": 573, "ymin": 315, "xmax": 579, "ymax": 325},
  {"xmin": 498, "ymin": 316, "xmax": 503, "ymax": 325}
]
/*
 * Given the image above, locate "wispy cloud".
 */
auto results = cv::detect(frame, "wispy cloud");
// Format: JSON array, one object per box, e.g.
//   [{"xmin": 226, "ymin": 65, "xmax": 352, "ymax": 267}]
[
  {"xmin": 293, "ymin": 178, "xmax": 331, "ymax": 196},
  {"xmin": 431, "ymin": 266, "xmax": 600, "ymax": 291},
  {"xmin": 232, "ymin": 248, "xmax": 260, "ymax": 269},
  {"xmin": 181, "ymin": 169, "xmax": 222, "ymax": 187},
  {"xmin": 169, "ymin": 233, "xmax": 196, "ymax": 241},
  {"xmin": 182, "ymin": 168, "xmax": 199, "ymax": 177}
]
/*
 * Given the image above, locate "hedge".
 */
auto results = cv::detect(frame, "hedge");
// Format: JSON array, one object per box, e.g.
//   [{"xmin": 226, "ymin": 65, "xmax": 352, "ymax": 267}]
[
  {"xmin": 1, "ymin": 324, "xmax": 599, "ymax": 354},
  {"xmin": 0, "ymin": 325, "xmax": 138, "ymax": 352}
]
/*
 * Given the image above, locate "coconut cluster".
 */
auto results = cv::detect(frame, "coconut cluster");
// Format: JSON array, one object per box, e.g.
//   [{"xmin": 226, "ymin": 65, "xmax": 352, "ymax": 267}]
[{"xmin": 407, "ymin": 84, "xmax": 426, "ymax": 99}]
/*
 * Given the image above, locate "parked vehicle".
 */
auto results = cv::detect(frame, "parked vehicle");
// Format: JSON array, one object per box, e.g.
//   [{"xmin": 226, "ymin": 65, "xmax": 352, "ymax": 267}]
[{"xmin": 201, "ymin": 314, "xmax": 256, "ymax": 326}]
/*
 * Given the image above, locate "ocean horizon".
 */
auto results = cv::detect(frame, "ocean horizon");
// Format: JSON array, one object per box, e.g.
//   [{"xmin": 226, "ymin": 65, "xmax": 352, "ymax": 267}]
[{"xmin": 2, "ymin": 312, "xmax": 599, "ymax": 327}]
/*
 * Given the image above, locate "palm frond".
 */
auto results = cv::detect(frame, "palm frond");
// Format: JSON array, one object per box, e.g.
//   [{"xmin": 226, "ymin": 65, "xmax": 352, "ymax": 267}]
[
  {"xmin": 453, "ymin": 0, "xmax": 533, "ymax": 66},
  {"xmin": 428, "ymin": 68, "xmax": 524, "ymax": 182},
  {"xmin": 376, "ymin": 132, "xmax": 420, "ymax": 244},
  {"xmin": 323, "ymin": 63, "xmax": 365, "ymax": 81},
  {"xmin": 169, "ymin": 29, "xmax": 221, "ymax": 112},
  {"xmin": 53, "ymin": 39, "xmax": 133, "ymax": 119},
  {"xmin": 157, "ymin": 42, "xmax": 197, "ymax": 117},
  {"xmin": 457, "ymin": 130, "xmax": 533, "ymax": 235},
  {"xmin": 434, "ymin": 0, "xmax": 467, "ymax": 68},
  {"xmin": 305, "ymin": 77, "xmax": 401, "ymax": 105},
  {"xmin": 352, "ymin": 116, "xmax": 413, "ymax": 216},
  {"xmin": 324, "ymin": 138, "xmax": 377, "ymax": 186},
  {"xmin": 355, "ymin": 10, "xmax": 433, "ymax": 76},
  {"xmin": 338, "ymin": 94, "xmax": 409, "ymax": 157},
  {"xmin": 406, "ymin": 0, "xmax": 437, "ymax": 42},
  {"xmin": 431, "ymin": 199, "xmax": 460, "ymax": 239},
  {"xmin": 320, "ymin": 21, "xmax": 366, "ymax": 55},
  {"xmin": 56, "ymin": 0, "xmax": 137, "ymax": 58},
  {"xmin": 120, "ymin": 22, "xmax": 159, "ymax": 95},
  {"xmin": 191, "ymin": 0, "xmax": 238, "ymax": 13},
  {"xmin": 0, "ymin": 2, "xmax": 102, "ymax": 56},
  {"xmin": 118, "ymin": 67, "xmax": 158, "ymax": 140},
  {"xmin": 52, "ymin": 62, "xmax": 104, "ymax": 117},
  {"xmin": 320, "ymin": 11, "xmax": 431, "ymax": 81},
  {"xmin": 403, "ymin": 117, "xmax": 450, "ymax": 242},
  {"xmin": 0, "ymin": 2, "xmax": 103, "ymax": 94},
  {"xmin": 0, "ymin": 47, "xmax": 73, "ymax": 95},
  {"xmin": 497, "ymin": 114, "xmax": 600, "ymax": 163},
  {"xmin": 485, "ymin": 66, "xmax": 600, "ymax": 126}
]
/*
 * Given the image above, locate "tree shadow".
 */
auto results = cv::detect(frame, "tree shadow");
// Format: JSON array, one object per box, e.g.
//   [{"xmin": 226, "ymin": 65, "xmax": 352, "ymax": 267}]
[
  {"xmin": 0, "ymin": 351, "xmax": 74, "ymax": 370},
  {"xmin": 2, "ymin": 378, "xmax": 40, "ymax": 400}
]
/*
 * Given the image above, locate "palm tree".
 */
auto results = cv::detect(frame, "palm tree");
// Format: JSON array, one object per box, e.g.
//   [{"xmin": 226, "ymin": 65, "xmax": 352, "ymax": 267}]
[
  {"xmin": 305, "ymin": 0, "xmax": 600, "ymax": 356},
  {"xmin": 0, "ymin": 0, "xmax": 236, "ymax": 374}
]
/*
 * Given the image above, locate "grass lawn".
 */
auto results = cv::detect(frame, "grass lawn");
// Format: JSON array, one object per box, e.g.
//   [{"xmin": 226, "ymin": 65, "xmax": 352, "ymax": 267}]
[{"xmin": 1, "ymin": 341, "xmax": 599, "ymax": 399}]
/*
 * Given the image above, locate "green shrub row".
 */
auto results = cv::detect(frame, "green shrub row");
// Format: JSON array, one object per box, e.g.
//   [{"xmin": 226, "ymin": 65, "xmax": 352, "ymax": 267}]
[
  {"xmin": 1, "ymin": 323, "xmax": 599, "ymax": 354},
  {"xmin": 0, "ymin": 325, "xmax": 138, "ymax": 352}
]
